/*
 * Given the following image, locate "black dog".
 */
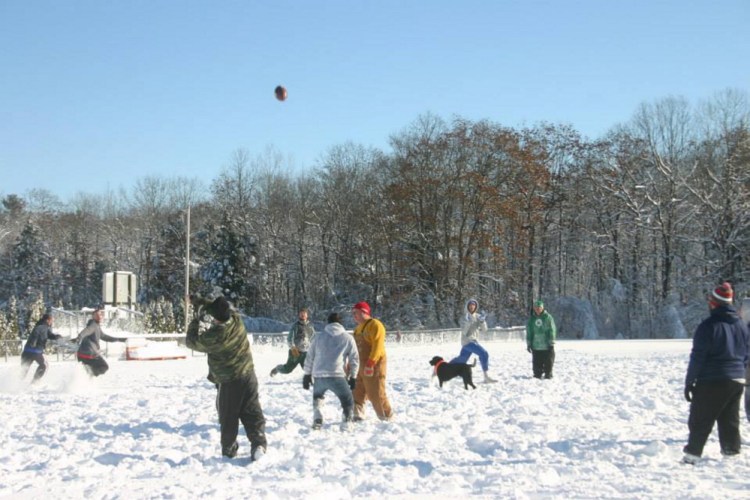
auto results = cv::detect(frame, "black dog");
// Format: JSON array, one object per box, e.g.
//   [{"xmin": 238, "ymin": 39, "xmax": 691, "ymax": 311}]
[{"xmin": 429, "ymin": 356, "xmax": 476, "ymax": 390}]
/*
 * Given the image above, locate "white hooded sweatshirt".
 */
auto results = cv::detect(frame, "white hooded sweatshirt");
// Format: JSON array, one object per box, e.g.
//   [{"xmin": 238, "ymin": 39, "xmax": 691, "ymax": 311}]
[{"xmin": 303, "ymin": 321, "xmax": 360, "ymax": 378}]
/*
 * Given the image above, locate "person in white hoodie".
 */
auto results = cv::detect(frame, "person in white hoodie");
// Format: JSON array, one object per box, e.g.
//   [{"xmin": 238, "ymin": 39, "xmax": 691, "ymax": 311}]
[
  {"xmin": 450, "ymin": 298, "xmax": 497, "ymax": 383},
  {"xmin": 302, "ymin": 313, "xmax": 360, "ymax": 430}
]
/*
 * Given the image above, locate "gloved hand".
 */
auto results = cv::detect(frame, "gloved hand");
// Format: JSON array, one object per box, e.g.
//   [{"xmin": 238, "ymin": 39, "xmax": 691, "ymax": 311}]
[
  {"xmin": 363, "ymin": 359, "xmax": 376, "ymax": 377},
  {"xmin": 303, "ymin": 374, "xmax": 312, "ymax": 390},
  {"xmin": 290, "ymin": 346, "xmax": 300, "ymax": 358},
  {"xmin": 527, "ymin": 346, "xmax": 532, "ymax": 353},
  {"xmin": 348, "ymin": 377, "xmax": 356, "ymax": 390},
  {"xmin": 478, "ymin": 313, "xmax": 486, "ymax": 322},
  {"xmin": 549, "ymin": 344, "xmax": 554, "ymax": 353},
  {"xmin": 684, "ymin": 384, "xmax": 694, "ymax": 402}
]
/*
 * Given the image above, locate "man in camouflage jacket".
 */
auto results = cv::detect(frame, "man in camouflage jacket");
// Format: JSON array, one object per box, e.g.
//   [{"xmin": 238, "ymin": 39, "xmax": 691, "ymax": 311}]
[{"xmin": 186, "ymin": 295, "xmax": 267, "ymax": 461}]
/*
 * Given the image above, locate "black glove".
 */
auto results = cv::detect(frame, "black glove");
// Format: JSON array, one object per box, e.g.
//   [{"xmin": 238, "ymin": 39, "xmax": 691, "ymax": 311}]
[
  {"xmin": 303, "ymin": 374, "xmax": 312, "ymax": 390},
  {"xmin": 684, "ymin": 384, "xmax": 694, "ymax": 402},
  {"xmin": 348, "ymin": 377, "xmax": 356, "ymax": 390},
  {"xmin": 527, "ymin": 346, "xmax": 532, "ymax": 353}
]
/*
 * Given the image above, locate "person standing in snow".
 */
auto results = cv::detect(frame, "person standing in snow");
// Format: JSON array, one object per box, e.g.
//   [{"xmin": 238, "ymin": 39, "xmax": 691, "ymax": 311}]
[
  {"xmin": 526, "ymin": 299, "xmax": 557, "ymax": 379},
  {"xmin": 450, "ymin": 299, "xmax": 497, "ymax": 383},
  {"xmin": 20, "ymin": 313, "xmax": 63, "ymax": 382},
  {"xmin": 302, "ymin": 313, "xmax": 359, "ymax": 429},
  {"xmin": 351, "ymin": 301, "xmax": 393, "ymax": 421},
  {"xmin": 270, "ymin": 306, "xmax": 315, "ymax": 377},
  {"xmin": 186, "ymin": 295, "xmax": 267, "ymax": 461},
  {"xmin": 74, "ymin": 307, "xmax": 127, "ymax": 377},
  {"xmin": 682, "ymin": 282, "xmax": 750, "ymax": 464}
]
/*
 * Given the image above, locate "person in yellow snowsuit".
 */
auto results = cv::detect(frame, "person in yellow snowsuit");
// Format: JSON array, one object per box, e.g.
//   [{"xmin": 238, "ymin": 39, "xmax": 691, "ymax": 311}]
[{"xmin": 351, "ymin": 301, "xmax": 393, "ymax": 421}]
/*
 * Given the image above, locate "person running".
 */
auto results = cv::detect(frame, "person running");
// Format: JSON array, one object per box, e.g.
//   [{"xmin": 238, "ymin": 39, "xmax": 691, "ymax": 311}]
[
  {"xmin": 270, "ymin": 307, "xmax": 315, "ymax": 377},
  {"xmin": 451, "ymin": 299, "xmax": 497, "ymax": 383},
  {"xmin": 74, "ymin": 307, "xmax": 127, "ymax": 377},
  {"xmin": 21, "ymin": 313, "xmax": 63, "ymax": 382}
]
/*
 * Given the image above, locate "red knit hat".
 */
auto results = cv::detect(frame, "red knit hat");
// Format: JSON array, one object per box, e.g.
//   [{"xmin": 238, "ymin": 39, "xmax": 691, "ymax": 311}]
[
  {"xmin": 709, "ymin": 282, "xmax": 733, "ymax": 305},
  {"xmin": 352, "ymin": 301, "xmax": 371, "ymax": 316}
]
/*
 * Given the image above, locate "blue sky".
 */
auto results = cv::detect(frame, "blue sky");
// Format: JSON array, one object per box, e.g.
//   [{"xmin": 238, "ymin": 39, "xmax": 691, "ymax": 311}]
[{"xmin": 1, "ymin": 0, "xmax": 748, "ymax": 202}]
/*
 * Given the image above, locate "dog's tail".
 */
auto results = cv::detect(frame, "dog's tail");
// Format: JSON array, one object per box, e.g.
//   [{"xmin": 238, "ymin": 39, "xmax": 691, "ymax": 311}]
[{"xmin": 470, "ymin": 358, "xmax": 477, "ymax": 368}]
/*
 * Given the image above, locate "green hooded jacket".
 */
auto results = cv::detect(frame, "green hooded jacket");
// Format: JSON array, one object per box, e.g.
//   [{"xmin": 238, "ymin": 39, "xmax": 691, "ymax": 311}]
[
  {"xmin": 526, "ymin": 310, "xmax": 557, "ymax": 351},
  {"xmin": 186, "ymin": 311, "xmax": 254, "ymax": 383}
]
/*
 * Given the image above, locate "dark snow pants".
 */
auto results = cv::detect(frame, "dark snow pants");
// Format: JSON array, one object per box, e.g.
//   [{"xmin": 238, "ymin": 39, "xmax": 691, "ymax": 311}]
[
  {"xmin": 684, "ymin": 380, "xmax": 744, "ymax": 457},
  {"xmin": 21, "ymin": 351, "xmax": 48, "ymax": 382},
  {"xmin": 275, "ymin": 349, "xmax": 307, "ymax": 374},
  {"xmin": 77, "ymin": 353, "xmax": 109, "ymax": 376},
  {"xmin": 216, "ymin": 371, "xmax": 267, "ymax": 453},
  {"xmin": 532, "ymin": 349, "xmax": 555, "ymax": 379}
]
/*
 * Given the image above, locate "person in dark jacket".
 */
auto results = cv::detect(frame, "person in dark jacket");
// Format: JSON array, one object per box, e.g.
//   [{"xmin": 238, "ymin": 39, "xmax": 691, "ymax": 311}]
[
  {"xmin": 186, "ymin": 295, "xmax": 267, "ymax": 461},
  {"xmin": 526, "ymin": 300, "xmax": 557, "ymax": 379},
  {"xmin": 682, "ymin": 282, "xmax": 750, "ymax": 464},
  {"xmin": 270, "ymin": 306, "xmax": 315, "ymax": 377},
  {"xmin": 21, "ymin": 314, "xmax": 62, "ymax": 382},
  {"xmin": 74, "ymin": 307, "xmax": 127, "ymax": 377}
]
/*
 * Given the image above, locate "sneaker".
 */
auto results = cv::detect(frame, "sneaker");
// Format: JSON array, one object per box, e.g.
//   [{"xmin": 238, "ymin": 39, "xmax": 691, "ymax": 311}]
[
  {"xmin": 312, "ymin": 419, "xmax": 323, "ymax": 430},
  {"xmin": 681, "ymin": 453, "xmax": 700, "ymax": 465},
  {"xmin": 352, "ymin": 416, "xmax": 365, "ymax": 422},
  {"xmin": 721, "ymin": 449, "xmax": 740, "ymax": 457},
  {"xmin": 222, "ymin": 441, "xmax": 239, "ymax": 459},
  {"xmin": 251, "ymin": 444, "xmax": 266, "ymax": 462}
]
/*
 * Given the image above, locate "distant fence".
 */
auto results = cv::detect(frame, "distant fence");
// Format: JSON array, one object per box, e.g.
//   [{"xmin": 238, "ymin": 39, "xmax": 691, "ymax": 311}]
[{"xmin": 1, "ymin": 326, "xmax": 525, "ymax": 362}]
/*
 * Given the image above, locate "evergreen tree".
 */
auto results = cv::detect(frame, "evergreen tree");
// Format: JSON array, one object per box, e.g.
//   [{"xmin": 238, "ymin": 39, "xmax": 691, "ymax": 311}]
[
  {"xmin": 200, "ymin": 212, "xmax": 259, "ymax": 312},
  {"xmin": 4, "ymin": 296, "xmax": 21, "ymax": 354},
  {"xmin": 11, "ymin": 221, "xmax": 52, "ymax": 305}
]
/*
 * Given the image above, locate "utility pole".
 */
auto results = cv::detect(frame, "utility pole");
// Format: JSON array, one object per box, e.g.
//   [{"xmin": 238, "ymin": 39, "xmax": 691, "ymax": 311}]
[{"xmin": 184, "ymin": 205, "xmax": 190, "ymax": 333}]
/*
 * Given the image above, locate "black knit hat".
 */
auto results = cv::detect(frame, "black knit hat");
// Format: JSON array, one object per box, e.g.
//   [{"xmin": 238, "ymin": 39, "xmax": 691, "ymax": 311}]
[{"xmin": 206, "ymin": 296, "xmax": 231, "ymax": 322}]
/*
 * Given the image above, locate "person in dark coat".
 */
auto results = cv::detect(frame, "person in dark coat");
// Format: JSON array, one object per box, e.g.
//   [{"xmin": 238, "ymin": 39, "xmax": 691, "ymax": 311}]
[
  {"xmin": 682, "ymin": 282, "xmax": 750, "ymax": 464},
  {"xmin": 186, "ymin": 295, "xmax": 267, "ymax": 461},
  {"xmin": 74, "ymin": 307, "xmax": 127, "ymax": 377},
  {"xmin": 21, "ymin": 313, "xmax": 62, "ymax": 382}
]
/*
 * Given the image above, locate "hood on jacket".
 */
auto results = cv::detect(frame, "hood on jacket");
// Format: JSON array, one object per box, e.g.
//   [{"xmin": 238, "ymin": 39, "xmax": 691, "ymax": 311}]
[{"xmin": 324, "ymin": 322, "xmax": 347, "ymax": 336}]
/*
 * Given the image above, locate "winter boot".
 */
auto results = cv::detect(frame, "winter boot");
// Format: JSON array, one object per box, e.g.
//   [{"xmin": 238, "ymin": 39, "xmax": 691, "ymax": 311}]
[
  {"xmin": 312, "ymin": 418, "xmax": 323, "ymax": 430},
  {"xmin": 270, "ymin": 366, "xmax": 279, "ymax": 377},
  {"xmin": 251, "ymin": 444, "xmax": 266, "ymax": 462},
  {"xmin": 681, "ymin": 452, "xmax": 700, "ymax": 465},
  {"xmin": 222, "ymin": 441, "xmax": 239, "ymax": 459}
]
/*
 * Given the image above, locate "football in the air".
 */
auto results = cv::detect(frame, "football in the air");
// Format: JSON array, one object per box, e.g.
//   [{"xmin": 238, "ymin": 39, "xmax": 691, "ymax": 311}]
[{"xmin": 274, "ymin": 85, "xmax": 287, "ymax": 101}]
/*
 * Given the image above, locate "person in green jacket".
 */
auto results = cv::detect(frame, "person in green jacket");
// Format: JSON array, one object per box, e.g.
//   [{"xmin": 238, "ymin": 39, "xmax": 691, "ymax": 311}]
[
  {"xmin": 186, "ymin": 295, "xmax": 267, "ymax": 461},
  {"xmin": 526, "ymin": 299, "xmax": 557, "ymax": 379},
  {"xmin": 270, "ymin": 306, "xmax": 315, "ymax": 377}
]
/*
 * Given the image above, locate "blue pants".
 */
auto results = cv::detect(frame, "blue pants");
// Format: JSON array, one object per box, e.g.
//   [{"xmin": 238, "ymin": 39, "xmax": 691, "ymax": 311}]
[
  {"xmin": 312, "ymin": 377, "xmax": 354, "ymax": 422},
  {"xmin": 451, "ymin": 342, "xmax": 489, "ymax": 372}
]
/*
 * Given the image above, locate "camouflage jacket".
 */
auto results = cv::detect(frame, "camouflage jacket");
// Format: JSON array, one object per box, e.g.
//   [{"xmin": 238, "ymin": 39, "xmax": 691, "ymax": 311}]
[{"xmin": 186, "ymin": 311, "xmax": 254, "ymax": 384}]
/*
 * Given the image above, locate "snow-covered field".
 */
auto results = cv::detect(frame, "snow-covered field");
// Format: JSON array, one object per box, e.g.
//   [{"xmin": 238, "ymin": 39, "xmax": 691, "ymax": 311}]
[{"xmin": 2, "ymin": 339, "xmax": 749, "ymax": 499}]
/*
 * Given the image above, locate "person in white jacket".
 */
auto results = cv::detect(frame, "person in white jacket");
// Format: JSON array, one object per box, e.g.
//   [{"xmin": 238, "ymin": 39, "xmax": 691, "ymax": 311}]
[
  {"xmin": 450, "ymin": 298, "xmax": 496, "ymax": 383},
  {"xmin": 302, "ymin": 313, "xmax": 360, "ymax": 429}
]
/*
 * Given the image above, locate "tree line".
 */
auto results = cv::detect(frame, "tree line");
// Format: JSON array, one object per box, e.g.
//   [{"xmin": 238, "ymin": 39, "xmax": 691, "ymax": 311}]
[{"xmin": 1, "ymin": 89, "xmax": 748, "ymax": 339}]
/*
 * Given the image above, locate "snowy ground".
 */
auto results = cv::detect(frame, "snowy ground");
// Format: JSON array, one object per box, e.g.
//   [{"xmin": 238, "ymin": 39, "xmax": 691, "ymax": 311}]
[{"xmin": 1, "ymin": 338, "xmax": 749, "ymax": 499}]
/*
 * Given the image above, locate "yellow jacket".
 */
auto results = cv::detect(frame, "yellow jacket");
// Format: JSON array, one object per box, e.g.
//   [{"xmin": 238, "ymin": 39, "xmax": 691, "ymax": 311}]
[{"xmin": 353, "ymin": 318, "xmax": 386, "ymax": 365}]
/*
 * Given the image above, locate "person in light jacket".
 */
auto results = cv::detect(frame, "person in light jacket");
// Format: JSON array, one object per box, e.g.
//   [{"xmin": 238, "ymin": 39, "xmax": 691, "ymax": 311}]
[
  {"xmin": 451, "ymin": 299, "xmax": 496, "ymax": 383},
  {"xmin": 74, "ymin": 307, "xmax": 126, "ymax": 377},
  {"xmin": 302, "ymin": 313, "xmax": 360, "ymax": 429}
]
